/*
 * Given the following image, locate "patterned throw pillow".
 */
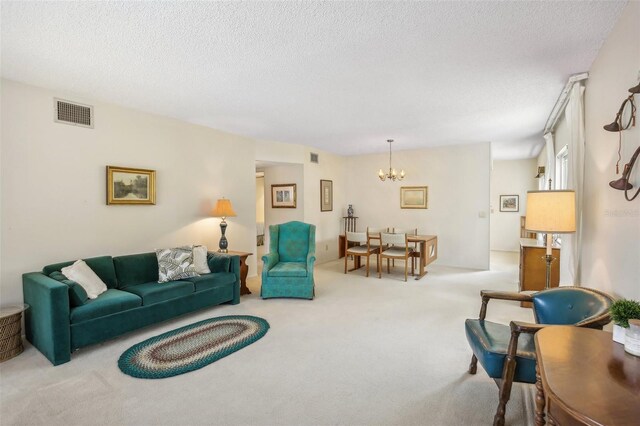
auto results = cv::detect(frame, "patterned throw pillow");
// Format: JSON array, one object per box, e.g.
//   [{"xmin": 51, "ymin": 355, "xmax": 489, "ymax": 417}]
[{"xmin": 156, "ymin": 246, "xmax": 199, "ymax": 283}]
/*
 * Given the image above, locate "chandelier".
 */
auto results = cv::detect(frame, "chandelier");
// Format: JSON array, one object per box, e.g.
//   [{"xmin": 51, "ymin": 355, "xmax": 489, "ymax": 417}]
[{"xmin": 378, "ymin": 139, "xmax": 405, "ymax": 181}]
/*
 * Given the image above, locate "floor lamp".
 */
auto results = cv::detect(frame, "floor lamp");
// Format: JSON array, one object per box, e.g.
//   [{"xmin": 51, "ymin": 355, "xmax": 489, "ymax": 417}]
[
  {"xmin": 212, "ymin": 198, "xmax": 237, "ymax": 253},
  {"xmin": 525, "ymin": 190, "xmax": 576, "ymax": 289}
]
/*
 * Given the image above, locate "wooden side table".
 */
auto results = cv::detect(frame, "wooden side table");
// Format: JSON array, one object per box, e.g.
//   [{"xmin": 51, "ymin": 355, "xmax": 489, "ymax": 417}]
[
  {"xmin": 227, "ymin": 250, "xmax": 252, "ymax": 295},
  {"xmin": 535, "ymin": 326, "xmax": 640, "ymax": 426}
]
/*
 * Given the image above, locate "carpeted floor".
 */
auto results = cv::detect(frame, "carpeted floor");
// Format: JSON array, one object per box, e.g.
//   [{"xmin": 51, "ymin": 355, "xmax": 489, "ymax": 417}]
[{"xmin": 0, "ymin": 252, "xmax": 535, "ymax": 426}]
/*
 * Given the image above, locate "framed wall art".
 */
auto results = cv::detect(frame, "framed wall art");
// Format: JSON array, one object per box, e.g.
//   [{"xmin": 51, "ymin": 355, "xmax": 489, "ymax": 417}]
[
  {"xmin": 400, "ymin": 186, "xmax": 428, "ymax": 209},
  {"xmin": 320, "ymin": 179, "xmax": 333, "ymax": 212},
  {"xmin": 106, "ymin": 166, "xmax": 156, "ymax": 205},
  {"xmin": 500, "ymin": 195, "xmax": 519, "ymax": 212},
  {"xmin": 271, "ymin": 183, "xmax": 297, "ymax": 208}
]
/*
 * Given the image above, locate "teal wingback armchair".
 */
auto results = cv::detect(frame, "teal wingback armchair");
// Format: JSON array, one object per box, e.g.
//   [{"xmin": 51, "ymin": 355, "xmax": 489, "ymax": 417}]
[
  {"xmin": 261, "ymin": 221, "xmax": 316, "ymax": 299},
  {"xmin": 465, "ymin": 286, "xmax": 613, "ymax": 426}
]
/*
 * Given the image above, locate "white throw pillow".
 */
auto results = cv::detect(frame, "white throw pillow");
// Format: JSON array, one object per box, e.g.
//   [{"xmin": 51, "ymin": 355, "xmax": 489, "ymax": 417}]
[
  {"xmin": 193, "ymin": 245, "xmax": 211, "ymax": 274},
  {"xmin": 61, "ymin": 260, "xmax": 108, "ymax": 299}
]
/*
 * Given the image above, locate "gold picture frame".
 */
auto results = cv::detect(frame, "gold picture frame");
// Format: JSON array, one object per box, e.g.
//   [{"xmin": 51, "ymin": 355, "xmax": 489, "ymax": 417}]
[
  {"xmin": 106, "ymin": 166, "xmax": 156, "ymax": 205},
  {"xmin": 400, "ymin": 186, "xmax": 428, "ymax": 209},
  {"xmin": 271, "ymin": 183, "xmax": 297, "ymax": 208}
]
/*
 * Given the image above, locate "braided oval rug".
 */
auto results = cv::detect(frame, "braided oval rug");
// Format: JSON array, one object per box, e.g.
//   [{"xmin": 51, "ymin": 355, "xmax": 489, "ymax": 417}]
[{"xmin": 118, "ymin": 315, "xmax": 269, "ymax": 379}]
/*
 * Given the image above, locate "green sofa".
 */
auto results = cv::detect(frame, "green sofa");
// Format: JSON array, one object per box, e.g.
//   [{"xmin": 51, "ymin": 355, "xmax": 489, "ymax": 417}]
[{"xmin": 22, "ymin": 251, "xmax": 240, "ymax": 366}]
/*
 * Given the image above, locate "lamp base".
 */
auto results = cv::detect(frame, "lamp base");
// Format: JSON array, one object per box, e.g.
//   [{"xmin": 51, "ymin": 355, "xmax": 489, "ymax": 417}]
[
  {"xmin": 218, "ymin": 220, "xmax": 229, "ymax": 253},
  {"xmin": 544, "ymin": 254, "xmax": 554, "ymax": 290}
]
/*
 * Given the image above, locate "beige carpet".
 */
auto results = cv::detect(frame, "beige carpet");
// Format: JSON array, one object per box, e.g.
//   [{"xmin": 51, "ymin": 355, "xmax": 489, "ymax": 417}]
[{"xmin": 0, "ymin": 252, "xmax": 536, "ymax": 426}]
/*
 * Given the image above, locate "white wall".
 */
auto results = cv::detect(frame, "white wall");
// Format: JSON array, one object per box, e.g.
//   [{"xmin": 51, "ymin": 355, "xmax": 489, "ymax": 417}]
[
  {"xmin": 256, "ymin": 176, "xmax": 265, "ymax": 224},
  {"xmin": 346, "ymin": 142, "xmax": 491, "ymax": 270},
  {"xmin": 303, "ymin": 149, "xmax": 347, "ymax": 264},
  {"xmin": 1, "ymin": 79, "xmax": 258, "ymax": 304},
  {"xmin": 490, "ymin": 159, "xmax": 538, "ymax": 252},
  {"xmin": 262, "ymin": 164, "xmax": 305, "ymax": 251},
  {"xmin": 581, "ymin": 1, "xmax": 640, "ymax": 300}
]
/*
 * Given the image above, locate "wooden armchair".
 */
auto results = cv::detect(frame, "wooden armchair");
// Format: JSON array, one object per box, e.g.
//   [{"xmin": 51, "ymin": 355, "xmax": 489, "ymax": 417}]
[{"xmin": 465, "ymin": 287, "xmax": 613, "ymax": 426}]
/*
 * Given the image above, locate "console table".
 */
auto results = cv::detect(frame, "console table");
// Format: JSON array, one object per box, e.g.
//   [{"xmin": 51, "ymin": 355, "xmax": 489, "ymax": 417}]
[{"xmin": 534, "ymin": 326, "xmax": 640, "ymax": 426}]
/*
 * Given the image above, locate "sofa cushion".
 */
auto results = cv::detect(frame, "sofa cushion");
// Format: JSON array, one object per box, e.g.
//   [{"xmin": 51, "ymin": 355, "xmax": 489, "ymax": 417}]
[
  {"xmin": 122, "ymin": 281, "xmax": 194, "ymax": 305},
  {"xmin": 207, "ymin": 252, "xmax": 231, "ymax": 273},
  {"xmin": 49, "ymin": 271, "xmax": 89, "ymax": 307},
  {"xmin": 70, "ymin": 289, "xmax": 142, "ymax": 324},
  {"xmin": 267, "ymin": 262, "xmax": 308, "ymax": 277},
  {"xmin": 61, "ymin": 260, "xmax": 108, "ymax": 300},
  {"xmin": 155, "ymin": 246, "xmax": 199, "ymax": 283},
  {"xmin": 193, "ymin": 245, "xmax": 211, "ymax": 274},
  {"xmin": 43, "ymin": 256, "xmax": 118, "ymax": 289},
  {"xmin": 113, "ymin": 252, "xmax": 159, "ymax": 288},
  {"xmin": 185, "ymin": 272, "xmax": 236, "ymax": 292}
]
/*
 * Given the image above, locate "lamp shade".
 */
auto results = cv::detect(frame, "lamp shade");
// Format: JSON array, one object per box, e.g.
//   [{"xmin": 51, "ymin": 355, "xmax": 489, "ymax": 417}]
[
  {"xmin": 212, "ymin": 198, "xmax": 237, "ymax": 218},
  {"xmin": 525, "ymin": 190, "xmax": 576, "ymax": 233}
]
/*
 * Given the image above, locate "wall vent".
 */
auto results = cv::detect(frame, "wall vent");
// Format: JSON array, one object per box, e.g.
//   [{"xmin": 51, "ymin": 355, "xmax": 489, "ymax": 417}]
[
  {"xmin": 54, "ymin": 98, "xmax": 93, "ymax": 128},
  {"xmin": 310, "ymin": 152, "xmax": 319, "ymax": 163}
]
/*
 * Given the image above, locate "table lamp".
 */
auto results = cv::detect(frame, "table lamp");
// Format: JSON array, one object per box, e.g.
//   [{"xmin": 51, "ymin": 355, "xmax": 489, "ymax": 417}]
[
  {"xmin": 525, "ymin": 190, "xmax": 576, "ymax": 289},
  {"xmin": 212, "ymin": 198, "xmax": 237, "ymax": 253}
]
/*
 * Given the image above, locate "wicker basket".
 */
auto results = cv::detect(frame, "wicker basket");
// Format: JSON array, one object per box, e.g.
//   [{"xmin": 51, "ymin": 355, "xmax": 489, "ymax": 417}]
[{"xmin": 0, "ymin": 311, "xmax": 24, "ymax": 362}]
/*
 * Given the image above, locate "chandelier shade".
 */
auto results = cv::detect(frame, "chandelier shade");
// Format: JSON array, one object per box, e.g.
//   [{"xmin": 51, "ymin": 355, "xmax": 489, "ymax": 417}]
[{"xmin": 378, "ymin": 139, "xmax": 405, "ymax": 181}]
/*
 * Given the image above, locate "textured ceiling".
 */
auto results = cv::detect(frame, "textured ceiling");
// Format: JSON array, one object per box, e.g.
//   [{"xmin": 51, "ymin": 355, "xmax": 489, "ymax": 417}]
[{"xmin": 0, "ymin": 1, "xmax": 626, "ymax": 159}]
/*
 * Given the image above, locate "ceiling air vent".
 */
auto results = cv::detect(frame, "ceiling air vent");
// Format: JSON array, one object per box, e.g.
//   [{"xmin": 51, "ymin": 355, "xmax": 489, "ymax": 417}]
[
  {"xmin": 54, "ymin": 98, "xmax": 93, "ymax": 128},
  {"xmin": 310, "ymin": 152, "xmax": 319, "ymax": 164}
]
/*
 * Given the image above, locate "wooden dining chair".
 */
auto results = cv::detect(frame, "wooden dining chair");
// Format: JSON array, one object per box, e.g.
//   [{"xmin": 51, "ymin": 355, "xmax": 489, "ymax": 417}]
[
  {"xmin": 378, "ymin": 233, "xmax": 414, "ymax": 281},
  {"xmin": 344, "ymin": 231, "xmax": 380, "ymax": 277},
  {"xmin": 392, "ymin": 227, "xmax": 418, "ymax": 271},
  {"xmin": 366, "ymin": 227, "xmax": 388, "ymax": 250}
]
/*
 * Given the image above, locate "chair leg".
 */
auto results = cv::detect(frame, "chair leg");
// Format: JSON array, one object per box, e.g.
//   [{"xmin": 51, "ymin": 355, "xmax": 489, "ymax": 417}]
[
  {"xmin": 378, "ymin": 255, "xmax": 382, "ymax": 278},
  {"xmin": 344, "ymin": 252, "xmax": 348, "ymax": 274},
  {"xmin": 365, "ymin": 254, "xmax": 370, "ymax": 277},
  {"xmin": 404, "ymin": 259, "xmax": 408, "ymax": 282},
  {"xmin": 493, "ymin": 334, "xmax": 519, "ymax": 426},
  {"xmin": 468, "ymin": 354, "xmax": 478, "ymax": 374}
]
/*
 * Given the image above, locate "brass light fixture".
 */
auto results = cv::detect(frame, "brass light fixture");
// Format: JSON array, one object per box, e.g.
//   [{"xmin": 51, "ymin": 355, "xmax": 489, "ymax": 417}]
[{"xmin": 378, "ymin": 139, "xmax": 405, "ymax": 182}]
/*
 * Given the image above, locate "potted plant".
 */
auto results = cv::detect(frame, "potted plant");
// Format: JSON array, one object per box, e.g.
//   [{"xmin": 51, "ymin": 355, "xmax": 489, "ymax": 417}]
[{"xmin": 610, "ymin": 299, "xmax": 640, "ymax": 344}]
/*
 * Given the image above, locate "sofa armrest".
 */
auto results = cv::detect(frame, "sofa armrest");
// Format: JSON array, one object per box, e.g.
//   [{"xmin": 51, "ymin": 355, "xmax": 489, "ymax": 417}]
[
  {"xmin": 261, "ymin": 253, "xmax": 279, "ymax": 272},
  {"xmin": 22, "ymin": 272, "xmax": 71, "ymax": 365}
]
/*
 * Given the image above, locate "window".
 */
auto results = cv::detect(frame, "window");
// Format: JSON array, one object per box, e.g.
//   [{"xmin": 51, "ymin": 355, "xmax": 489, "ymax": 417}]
[{"xmin": 556, "ymin": 145, "xmax": 569, "ymax": 190}]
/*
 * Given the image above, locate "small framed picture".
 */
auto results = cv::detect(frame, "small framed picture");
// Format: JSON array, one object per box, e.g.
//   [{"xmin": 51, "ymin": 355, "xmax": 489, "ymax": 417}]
[
  {"xmin": 500, "ymin": 195, "xmax": 519, "ymax": 212},
  {"xmin": 106, "ymin": 166, "xmax": 156, "ymax": 205},
  {"xmin": 400, "ymin": 186, "xmax": 428, "ymax": 209},
  {"xmin": 320, "ymin": 180, "xmax": 333, "ymax": 212},
  {"xmin": 271, "ymin": 183, "xmax": 297, "ymax": 208}
]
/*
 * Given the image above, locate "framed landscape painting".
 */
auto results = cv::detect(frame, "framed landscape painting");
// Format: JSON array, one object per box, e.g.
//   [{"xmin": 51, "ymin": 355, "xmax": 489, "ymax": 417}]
[
  {"xmin": 106, "ymin": 166, "xmax": 156, "ymax": 205},
  {"xmin": 271, "ymin": 183, "xmax": 297, "ymax": 208},
  {"xmin": 500, "ymin": 195, "xmax": 519, "ymax": 212},
  {"xmin": 400, "ymin": 186, "xmax": 428, "ymax": 209},
  {"xmin": 320, "ymin": 180, "xmax": 333, "ymax": 212}
]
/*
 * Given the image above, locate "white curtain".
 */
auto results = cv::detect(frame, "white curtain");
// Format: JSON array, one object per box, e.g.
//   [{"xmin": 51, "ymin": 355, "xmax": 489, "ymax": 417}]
[
  {"xmin": 543, "ymin": 132, "xmax": 555, "ymax": 190},
  {"xmin": 563, "ymin": 83, "xmax": 586, "ymax": 285}
]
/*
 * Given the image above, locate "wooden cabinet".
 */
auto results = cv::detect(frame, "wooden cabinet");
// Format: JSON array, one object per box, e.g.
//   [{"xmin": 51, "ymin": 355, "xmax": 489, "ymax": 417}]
[{"xmin": 519, "ymin": 238, "xmax": 559, "ymax": 307}]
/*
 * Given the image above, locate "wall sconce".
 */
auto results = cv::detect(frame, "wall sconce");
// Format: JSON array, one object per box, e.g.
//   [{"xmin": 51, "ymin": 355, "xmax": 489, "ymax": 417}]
[
  {"xmin": 603, "ymin": 95, "xmax": 636, "ymax": 132},
  {"xmin": 609, "ymin": 145, "xmax": 640, "ymax": 201}
]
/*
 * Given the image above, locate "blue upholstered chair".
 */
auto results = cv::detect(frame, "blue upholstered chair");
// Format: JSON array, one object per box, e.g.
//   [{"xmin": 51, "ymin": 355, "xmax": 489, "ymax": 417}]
[
  {"xmin": 261, "ymin": 221, "xmax": 316, "ymax": 299},
  {"xmin": 465, "ymin": 286, "xmax": 613, "ymax": 426}
]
